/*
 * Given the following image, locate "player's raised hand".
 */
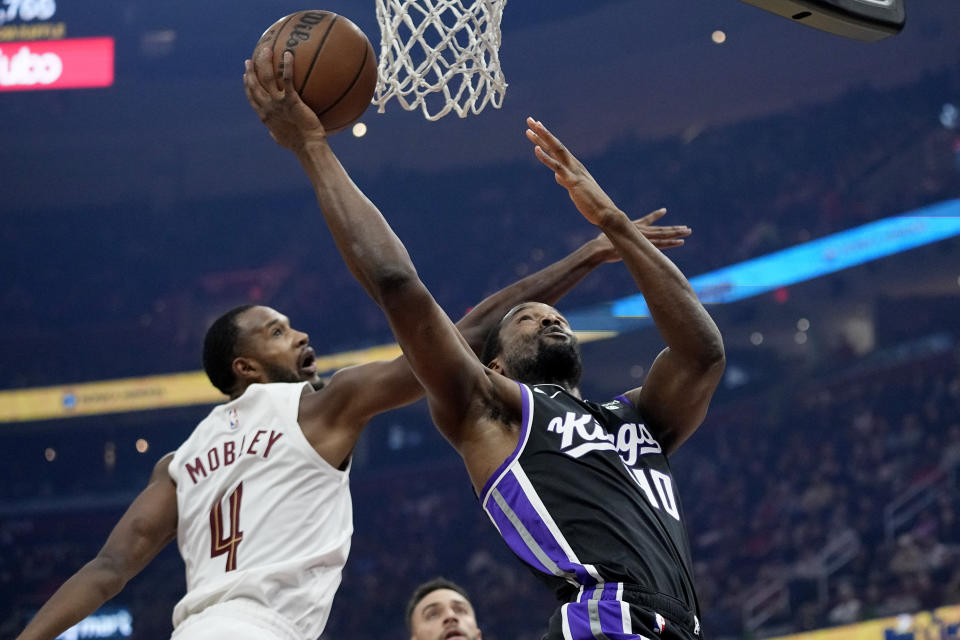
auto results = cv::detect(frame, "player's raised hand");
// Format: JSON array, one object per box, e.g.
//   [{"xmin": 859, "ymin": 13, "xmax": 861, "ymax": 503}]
[
  {"xmin": 588, "ymin": 209, "xmax": 691, "ymax": 262},
  {"xmin": 244, "ymin": 48, "xmax": 326, "ymax": 151},
  {"xmin": 526, "ymin": 117, "xmax": 620, "ymax": 227}
]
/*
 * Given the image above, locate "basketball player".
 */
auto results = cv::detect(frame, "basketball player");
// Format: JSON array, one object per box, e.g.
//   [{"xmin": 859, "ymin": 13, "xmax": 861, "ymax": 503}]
[
  {"xmin": 245, "ymin": 47, "xmax": 724, "ymax": 640},
  {"xmin": 406, "ymin": 578, "xmax": 482, "ymax": 640},
  {"xmin": 13, "ymin": 79, "xmax": 690, "ymax": 640}
]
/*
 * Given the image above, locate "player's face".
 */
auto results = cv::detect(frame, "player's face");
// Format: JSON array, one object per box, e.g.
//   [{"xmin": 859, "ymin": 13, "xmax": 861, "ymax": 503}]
[
  {"xmin": 235, "ymin": 306, "xmax": 320, "ymax": 386},
  {"xmin": 495, "ymin": 302, "xmax": 582, "ymax": 388},
  {"xmin": 410, "ymin": 589, "xmax": 482, "ymax": 640}
]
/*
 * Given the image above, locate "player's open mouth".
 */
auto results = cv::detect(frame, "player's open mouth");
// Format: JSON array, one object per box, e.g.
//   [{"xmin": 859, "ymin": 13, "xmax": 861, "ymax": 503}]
[
  {"xmin": 299, "ymin": 348, "xmax": 318, "ymax": 374},
  {"xmin": 541, "ymin": 328, "xmax": 568, "ymax": 339},
  {"xmin": 442, "ymin": 630, "xmax": 466, "ymax": 640}
]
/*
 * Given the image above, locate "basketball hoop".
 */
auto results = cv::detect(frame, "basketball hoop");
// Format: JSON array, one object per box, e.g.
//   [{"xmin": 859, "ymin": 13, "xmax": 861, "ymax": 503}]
[{"xmin": 372, "ymin": 0, "xmax": 507, "ymax": 121}]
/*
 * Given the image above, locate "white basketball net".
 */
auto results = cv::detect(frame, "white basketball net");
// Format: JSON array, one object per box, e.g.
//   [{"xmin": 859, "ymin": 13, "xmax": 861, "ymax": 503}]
[{"xmin": 373, "ymin": 0, "xmax": 507, "ymax": 121}]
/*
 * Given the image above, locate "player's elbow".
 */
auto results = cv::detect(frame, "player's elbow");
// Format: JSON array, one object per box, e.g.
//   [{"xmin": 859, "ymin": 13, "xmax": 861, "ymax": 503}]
[
  {"xmin": 85, "ymin": 555, "xmax": 129, "ymax": 599},
  {"xmin": 370, "ymin": 264, "xmax": 421, "ymax": 304},
  {"xmin": 689, "ymin": 329, "xmax": 725, "ymax": 375},
  {"xmin": 701, "ymin": 341, "xmax": 726, "ymax": 373}
]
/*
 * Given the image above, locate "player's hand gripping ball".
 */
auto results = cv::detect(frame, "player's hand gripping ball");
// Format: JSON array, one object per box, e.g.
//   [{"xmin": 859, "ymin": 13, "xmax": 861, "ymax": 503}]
[{"xmin": 255, "ymin": 10, "xmax": 378, "ymax": 134}]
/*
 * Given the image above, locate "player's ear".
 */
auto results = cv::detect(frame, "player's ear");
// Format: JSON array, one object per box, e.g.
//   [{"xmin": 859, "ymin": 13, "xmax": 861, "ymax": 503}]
[
  {"xmin": 486, "ymin": 356, "xmax": 504, "ymax": 374},
  {"xmin": 233, "ymin": 356, "xmax": 261, "ymax": 383}
]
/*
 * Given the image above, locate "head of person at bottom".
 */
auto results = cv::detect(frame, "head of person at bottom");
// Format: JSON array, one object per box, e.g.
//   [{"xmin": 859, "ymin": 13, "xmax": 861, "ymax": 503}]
[
  {"xmin": 481, "ymin": 302, "xmax": 583, "ymax": 394},
  {"xmin": 203, "ymin": 304, "xmax": 323, "ymax": 399},
  {"xmin": 406, "ymin": 577, "xmax": 482, "ymax": 640}
]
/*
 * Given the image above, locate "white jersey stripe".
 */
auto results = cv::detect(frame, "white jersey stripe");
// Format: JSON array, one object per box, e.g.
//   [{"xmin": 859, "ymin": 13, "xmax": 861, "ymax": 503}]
[
  {"xmin": 620, "ymin": 600, "xmax": 632, "ymax": 636},
  {"xmin": 561, "ymin": 604, "xmax": 574, "ymax": 640}
]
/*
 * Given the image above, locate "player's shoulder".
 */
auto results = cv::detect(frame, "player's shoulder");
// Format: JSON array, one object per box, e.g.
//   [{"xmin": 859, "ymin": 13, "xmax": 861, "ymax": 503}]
[
  {"xmin": 589, "ymin": 392, "xmax": 646, "ymax": 424},
  {"xmin": 242, "ymin": 381, "xmax": 312, "ymax": 400},
  {"xmin": 182, "ymin": 382, "xmax": 310, "ymax": 440},
  {"xmin": 229, "ymin": 381, "xmax": 314, "ymax": 415}
]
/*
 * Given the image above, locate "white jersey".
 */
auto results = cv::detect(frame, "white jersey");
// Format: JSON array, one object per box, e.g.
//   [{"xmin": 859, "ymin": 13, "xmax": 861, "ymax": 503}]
[{"xmin": 168, "ymin": 382, "xmax": 352, "ymax": 640}]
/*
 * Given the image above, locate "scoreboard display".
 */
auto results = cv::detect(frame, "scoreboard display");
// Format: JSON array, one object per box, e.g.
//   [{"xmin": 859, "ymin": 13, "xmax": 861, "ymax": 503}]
[{"xmin": 0, "ymin": 0, "xmax": 113, "ymax": 90}]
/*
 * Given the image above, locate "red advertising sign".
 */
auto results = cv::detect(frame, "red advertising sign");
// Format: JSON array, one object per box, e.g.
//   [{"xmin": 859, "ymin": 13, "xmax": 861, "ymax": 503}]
[{"xmin": 0, "ymin": 37, "xmax": 113, "ymax": 91}]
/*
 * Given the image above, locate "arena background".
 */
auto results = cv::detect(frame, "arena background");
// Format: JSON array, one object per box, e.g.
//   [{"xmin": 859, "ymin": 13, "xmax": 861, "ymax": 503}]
[{"xmin": 2, "ymin": 0, "xmax": 960, "ymax": 638}]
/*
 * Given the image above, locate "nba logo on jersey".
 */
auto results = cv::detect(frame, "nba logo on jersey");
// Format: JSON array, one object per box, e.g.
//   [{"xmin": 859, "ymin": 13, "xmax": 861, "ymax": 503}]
[
  {"xmin": 654, "ymin": 613, "xmax": 666, "ymax": 634},
  {"xmin": 228, "ymin": 408, "xmax": 240, "ymax": 431}
]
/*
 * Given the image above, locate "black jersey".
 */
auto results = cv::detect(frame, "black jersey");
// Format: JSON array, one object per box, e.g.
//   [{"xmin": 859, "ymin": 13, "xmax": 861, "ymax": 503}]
[{"xmin": 480, "ymin": 382, "xmax": 701, "ymax": 617}]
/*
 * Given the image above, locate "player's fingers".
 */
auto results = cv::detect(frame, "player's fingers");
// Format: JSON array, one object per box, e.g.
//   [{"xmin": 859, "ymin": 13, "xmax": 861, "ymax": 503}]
[
  {"xmin": 525, "ymin": 126, "xmax": 547, "ymax": 150},
  {"xmin": 244, "ymin": 67, "xmax": 272, "ymax": 112},
  {"xmin": 657, "ymin": 225, "xmax": 692, "ymax": 236},
  {"xmin": 243, "ymin": 74, "xmax": 258, "ymax": 107},
  {"xmin": 656, "ymin": 239, "xmax": 685, "ymax": 249},
  {"xmin": 526, "ymin": 117, "xmax": 558, "ymax": 151},
  {"xmin": 533, "ymin": 144, "xmax": 561, "ymax": 173},
  {"xmin": 281, "ymin": 50, "xmax": 297, "ymax": 97},
  {"xmin": 637, "ymin": 208, "xmax": 668, "ymax": 225},
  {"xmin": 644, "ymin": 226, "xmax": 691, "ymax": 238},
  {"xmin": 243, "ymin": 60, "xmax": 262, "ymax": 97},
  {"xmin": 243, "ymin": 70, "xmax": 263, "ymax": 107},
  {"xmin": 254, "ymin": 46, "xmax": 282, "ymax": 98},
  {"xmin": 528, "ymin": 118, "xmax": 568, "ymax": 159}
]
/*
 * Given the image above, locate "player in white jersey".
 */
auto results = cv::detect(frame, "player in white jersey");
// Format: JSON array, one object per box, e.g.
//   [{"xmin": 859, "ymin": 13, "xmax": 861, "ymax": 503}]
[
  {"xmin": 16, "ymin": 165, "xmax": 689, "ymax": 640},
  {"xmin": 168, "ymin": 380, "xmax": 351, "ymax": 639}
]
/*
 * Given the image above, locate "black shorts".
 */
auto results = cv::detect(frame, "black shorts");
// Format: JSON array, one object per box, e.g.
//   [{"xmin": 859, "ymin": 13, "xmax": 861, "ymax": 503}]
[{"xmin": 541, "ymin": 585, "xmax": 702, "ymax": 640}]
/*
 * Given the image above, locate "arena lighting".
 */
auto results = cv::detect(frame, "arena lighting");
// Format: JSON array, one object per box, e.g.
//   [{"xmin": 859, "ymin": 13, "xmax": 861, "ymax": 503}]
[
  {"xmin": 565, "ymin": 198, "xmax": 960, "ymax": 331},
  {"xmin": 1, "ymin": 199, "xmax": 959, "ymax": 423}
]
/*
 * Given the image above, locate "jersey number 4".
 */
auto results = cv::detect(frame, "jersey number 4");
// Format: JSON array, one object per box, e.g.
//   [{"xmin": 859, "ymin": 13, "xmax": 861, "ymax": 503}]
[{"xmin": 209, "ymin": 482, "xmax": 244, "ymax": 571}]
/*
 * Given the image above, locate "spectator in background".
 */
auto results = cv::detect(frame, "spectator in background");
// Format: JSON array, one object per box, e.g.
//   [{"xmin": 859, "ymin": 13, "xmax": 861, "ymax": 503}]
[
  {"xmin": 826, "ymin": 580, "xmax": 862, "ymax": 625},
  {"xmin": 406, "ymin": 578, "xmax": 483, "ymax": 640}
]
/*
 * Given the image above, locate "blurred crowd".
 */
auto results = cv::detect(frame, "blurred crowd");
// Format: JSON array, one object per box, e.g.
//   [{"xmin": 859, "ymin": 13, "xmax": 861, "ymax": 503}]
[
  {"xmin": 2, "ymin": 66, "xmax": 960, "ymax": 639},
  {"xmin": 1, "ymin": 68, "xmax": 958, "ymax": 389},
  {"xmin": 2, "ymin": 340, "xmax": 957, "ymax": 639}
]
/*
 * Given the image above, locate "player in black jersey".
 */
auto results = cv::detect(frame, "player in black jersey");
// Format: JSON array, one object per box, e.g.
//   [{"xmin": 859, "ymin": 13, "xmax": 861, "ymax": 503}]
[{"xmin": 245, "ymin": 49, "xmax": 724, "ymax": 640}]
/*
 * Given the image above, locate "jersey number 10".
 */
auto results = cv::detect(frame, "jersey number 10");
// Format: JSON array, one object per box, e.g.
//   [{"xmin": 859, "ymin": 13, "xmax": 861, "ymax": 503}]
[
  {"xmin": 629, "ymin": 468, "xmax": 680, "ymax": 522},
  {"xmin": 209, "ymin": 482, "xmax": 244, "ymax": 571}
]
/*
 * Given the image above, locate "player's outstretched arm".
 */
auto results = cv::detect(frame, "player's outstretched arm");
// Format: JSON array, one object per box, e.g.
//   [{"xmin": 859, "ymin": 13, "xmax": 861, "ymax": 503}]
[
  {"xmin": 244, "ymin": 48, "xmax": 516, "ymax": 466},
  {"xmin": 526, "ymin": 117, "xmax": 725, "ymax": 455},
  {"xmin": 17, "ymin": 455, "xmax": 178, "ymax": 640}
]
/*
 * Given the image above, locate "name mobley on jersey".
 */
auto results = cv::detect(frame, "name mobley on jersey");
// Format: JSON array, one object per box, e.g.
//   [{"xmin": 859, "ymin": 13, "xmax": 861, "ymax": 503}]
[{"xmin": 182, "ymin": 429, "xmax": 284, "ymax": 485}]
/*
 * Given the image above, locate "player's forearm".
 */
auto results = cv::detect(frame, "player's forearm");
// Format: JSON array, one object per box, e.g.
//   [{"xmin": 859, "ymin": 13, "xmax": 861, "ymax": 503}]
[
  {"xmin": 17, "ymin": 560, "xmax": 124, "ymax": 640},
  {"xmin": 598, "ymin": 212, "xmax": 724, "ymax": 368},
  {"xmin": 295, "ymin": 139, "xmax": 418, "ymax": 301},
  {"xmin": 456, "ymin": 241, "xmax": 606, "ymax": 352}
]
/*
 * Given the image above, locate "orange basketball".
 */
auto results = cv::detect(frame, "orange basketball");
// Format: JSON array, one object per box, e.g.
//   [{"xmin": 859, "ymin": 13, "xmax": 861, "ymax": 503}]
[{"xmin": 254, "ymin": 10, "xmax": 378, "ymax": 134}]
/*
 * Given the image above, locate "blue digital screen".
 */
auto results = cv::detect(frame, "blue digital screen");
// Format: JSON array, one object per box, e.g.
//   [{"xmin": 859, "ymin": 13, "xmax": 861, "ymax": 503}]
[{"xmin": 566, "ymin": 198, "xmax": 960, "ymax": 332}]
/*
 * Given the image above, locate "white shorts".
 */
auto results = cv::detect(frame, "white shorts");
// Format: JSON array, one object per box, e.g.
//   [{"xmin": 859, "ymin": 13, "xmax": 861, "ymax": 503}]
[{"xmin": 171, "ymin": 600, "xmax": 306, "ymax": 640}]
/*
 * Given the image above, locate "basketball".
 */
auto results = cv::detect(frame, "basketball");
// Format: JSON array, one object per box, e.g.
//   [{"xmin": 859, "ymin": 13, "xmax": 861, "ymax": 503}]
[{"xmin": 254, "ymin": 10, "xmax": 378, "ymax": 134}]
